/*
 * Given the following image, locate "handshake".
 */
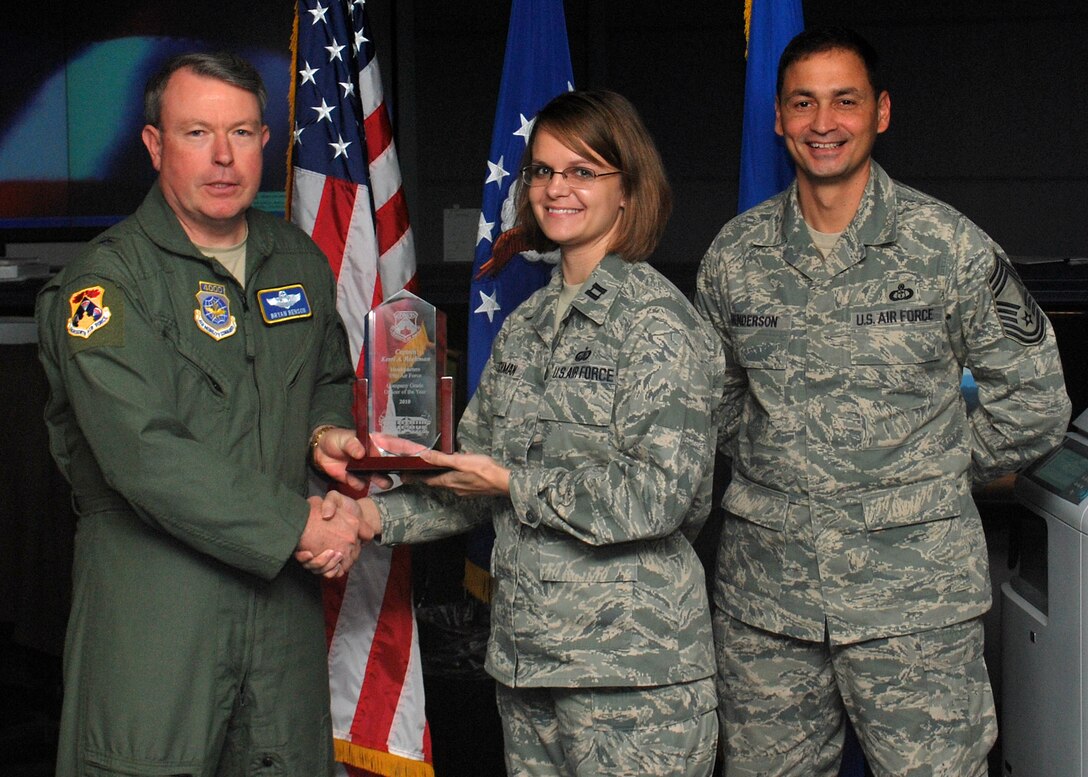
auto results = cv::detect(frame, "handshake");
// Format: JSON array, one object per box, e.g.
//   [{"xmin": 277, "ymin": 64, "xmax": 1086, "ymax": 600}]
[
  {"xmin": 291, "ymin": 423, "xmax": 510, "ymax": 579},
  {"xmin": 294, "ymin": 488, "xmax": 385, "ymax": 579},
  {"xmin": 291, "ymin": 425, "xmax": 391, "ymax": 578}
]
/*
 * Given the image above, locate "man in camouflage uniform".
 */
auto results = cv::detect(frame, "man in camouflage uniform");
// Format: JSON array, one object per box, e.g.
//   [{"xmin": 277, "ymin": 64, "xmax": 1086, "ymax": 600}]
[{"xmin": 695, "ymin": 26, "xmax": 1071, "ymax": 777}]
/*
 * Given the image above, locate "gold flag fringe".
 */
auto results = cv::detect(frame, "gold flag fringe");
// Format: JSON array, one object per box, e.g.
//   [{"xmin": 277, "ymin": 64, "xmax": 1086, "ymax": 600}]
[
  {"xmin": 285, "ymin": 6, "xmax": 300, "ymax": 221},
  {"xmin": 463, "ymin": 558, "xmax": 494, "ymax": 604},
  {"xmin": 334, "ymin": 738, "xmax": 435, "ymax": 777}
]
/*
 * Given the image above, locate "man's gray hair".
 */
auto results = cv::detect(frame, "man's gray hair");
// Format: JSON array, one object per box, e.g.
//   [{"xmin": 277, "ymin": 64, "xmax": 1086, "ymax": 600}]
[{"xmin": 144, "ymin": 51, "xmax": 268, "ymax": 127}]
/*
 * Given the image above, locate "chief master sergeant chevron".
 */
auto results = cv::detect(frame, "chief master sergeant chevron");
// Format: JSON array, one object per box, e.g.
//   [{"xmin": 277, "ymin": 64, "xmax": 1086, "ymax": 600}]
[
  {"xmin": 35, "ymin": 52, "xmax": 375, "ymax": 776},
  {"xmin": 695, "ymin": 26, "xmax": 1071, "ymax": 777}
]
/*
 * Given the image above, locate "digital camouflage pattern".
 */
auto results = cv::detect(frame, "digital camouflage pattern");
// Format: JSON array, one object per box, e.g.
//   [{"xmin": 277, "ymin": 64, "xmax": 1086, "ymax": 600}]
[
  {"xmin": 715, "ymin": 614, "xmax": 995, "ymax": 777},
  {"xmin": 695, "ymin": 162, "xmax": 1071, "ymax": 645},
  {"xmin": 378, "ymin": 253, "xmax": 725, "ymax": 688},
  {"xmin": 496, "ymin": 678, "xmax": 717, "ymax": 776}
]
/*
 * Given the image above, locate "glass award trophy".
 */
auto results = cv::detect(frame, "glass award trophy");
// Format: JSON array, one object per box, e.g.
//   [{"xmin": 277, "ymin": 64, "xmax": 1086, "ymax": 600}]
[{"xmin": 350, "ymin": 289, "xmax": 454, "ymax": 470}]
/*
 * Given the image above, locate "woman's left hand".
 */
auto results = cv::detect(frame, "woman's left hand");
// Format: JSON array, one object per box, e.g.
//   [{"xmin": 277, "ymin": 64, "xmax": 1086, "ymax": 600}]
[{"xmin": 407, "ymin": 450, "xmax": 511, "ymax": 497}]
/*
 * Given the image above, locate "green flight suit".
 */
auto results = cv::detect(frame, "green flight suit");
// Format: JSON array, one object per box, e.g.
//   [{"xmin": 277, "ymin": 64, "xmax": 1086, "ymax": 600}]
[{"xmin": 36, "ymin": 185, "xmax": 354, "ymax": 776}]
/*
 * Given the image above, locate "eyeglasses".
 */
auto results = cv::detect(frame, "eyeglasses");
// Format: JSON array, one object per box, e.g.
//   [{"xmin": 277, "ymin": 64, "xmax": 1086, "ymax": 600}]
[{"xmin": 519, "ymin": 164, "xmax": 624, "ymax": 189}]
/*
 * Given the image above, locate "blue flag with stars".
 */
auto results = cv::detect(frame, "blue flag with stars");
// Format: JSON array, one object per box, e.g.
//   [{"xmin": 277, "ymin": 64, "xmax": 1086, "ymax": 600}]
[
  {"xmin": 467, "ymin": 0, "xmax": 574, "ymax": 397},
  {"xmin": 737, "ymin": 0, "xmax": 804, "ymax": 213},
  {"xmin": 463, "ymin": 0, "xmax": 573, "ymax": 602}
]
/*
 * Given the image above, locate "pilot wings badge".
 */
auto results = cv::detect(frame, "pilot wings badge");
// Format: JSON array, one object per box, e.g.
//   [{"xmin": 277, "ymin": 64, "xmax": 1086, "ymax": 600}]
[{"xmin": 257, "ymin": 284, "xmax": 312, "ymax": 325}]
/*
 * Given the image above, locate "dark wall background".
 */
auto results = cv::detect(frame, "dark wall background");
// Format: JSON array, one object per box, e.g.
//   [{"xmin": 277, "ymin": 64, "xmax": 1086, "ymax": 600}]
[
  {"xmin": 2, "ymin": 1, "xmax": 1084, "ymax": 262},
  {"xmin": 374, "ymin": 0, "xmax": 1088, "ymax": 423},
  {"xmin": 380, "ymin": 0, "xmax": 1087, "ymax": 268}
]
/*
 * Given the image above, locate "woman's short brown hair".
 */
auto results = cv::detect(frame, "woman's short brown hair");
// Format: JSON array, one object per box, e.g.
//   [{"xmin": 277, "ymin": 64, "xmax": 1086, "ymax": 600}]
[{"xmin": 514, "ymin": 90, "xmax": 671, "ymax": 263}]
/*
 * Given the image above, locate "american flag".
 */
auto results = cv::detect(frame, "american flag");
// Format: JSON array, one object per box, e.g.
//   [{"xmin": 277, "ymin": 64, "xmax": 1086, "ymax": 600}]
[
  {"xmin": 463, "ymin": 0, "xmax": 574, "ymax": 602},
  {"xmin": 287, "ymin": 2, "xmax": 431, "ymax": 776}
]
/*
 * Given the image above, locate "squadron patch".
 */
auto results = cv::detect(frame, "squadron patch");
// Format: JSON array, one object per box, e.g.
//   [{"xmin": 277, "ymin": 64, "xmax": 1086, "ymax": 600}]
[
  {"xmin": 988, "ymin": 254, "xmax": 1045, "ymax": 345},
  {"xmin": 194, "ymin": 281, "xmax": 237, "ymax": 341},
  {"xmin": 257, "ymin": 284, "xmax": 312, "ymax": 325},
  {"xmin": 67, "ymin": 286, "xmax": 112, "ymax": 339}
]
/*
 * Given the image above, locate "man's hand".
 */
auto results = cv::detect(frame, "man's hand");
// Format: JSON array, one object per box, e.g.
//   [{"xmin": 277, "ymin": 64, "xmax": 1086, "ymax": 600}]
[
  {"xmin": 311, "ymin": 426, "xmax": 370, "ymax": 491},
  {"xmin": 295, "ymin": 491, "xmax": 362, "ymax": 578},
  {"xmin": 319, "ymin": 491, "xmax": 382, "ymax": 543}
]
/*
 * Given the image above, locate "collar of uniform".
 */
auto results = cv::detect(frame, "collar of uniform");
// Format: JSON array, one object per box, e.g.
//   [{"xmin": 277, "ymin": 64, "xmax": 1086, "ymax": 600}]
[
  {"xmin": 768, "ymin": 161, "xmax": 898, "ymax": 252},
  {"xmin": 850, "ymin": 161, "xmax": 897, "ymax": 249},
  {"xmin": 523, "ymin": 253, "xmax": 630, "ymax": 342},
  {"xmin": 133, "ymin": 183, "xmax": 273, "ymax": 270},
  {"xmin": 517, "ymin": 263, "xmax": 563, "ymax": 343},
  {"xmin": 771, "ymin": 162, "xmax": 900, "ymax": 280},
  {"xmin": 745, "ymin": 192, "xmax": 790, "ymax": 249},
  {"xmin": 568, "ymin": 253, "xmax": 629, "ymax": 326}
]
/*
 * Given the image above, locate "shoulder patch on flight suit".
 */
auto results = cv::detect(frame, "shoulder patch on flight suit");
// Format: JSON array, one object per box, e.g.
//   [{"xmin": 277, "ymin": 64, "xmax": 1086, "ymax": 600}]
[
  {"xmin": 988, "ymin": 254, "xmax": 1045, "ymax": 346},
  {"xmin": 257, "ymin": 283, "xmax": 312, "ymax": 325},
  {"xmin": 66, "ymin": 284, "xmax": 123, "ymax": 349},
  {"xmin": 194, "ymin": 281, "xmax": 238, "ymax": 341}
]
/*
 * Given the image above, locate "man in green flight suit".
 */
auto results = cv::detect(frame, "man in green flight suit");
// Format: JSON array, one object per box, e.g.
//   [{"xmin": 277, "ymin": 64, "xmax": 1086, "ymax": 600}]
[
  {"xmin": 696, "ymin": 26, "xmax": 1072, "ymax": 777},
  {"xmin": 36, "ymin": 52, "xmax": 372, "ymax": 776}
]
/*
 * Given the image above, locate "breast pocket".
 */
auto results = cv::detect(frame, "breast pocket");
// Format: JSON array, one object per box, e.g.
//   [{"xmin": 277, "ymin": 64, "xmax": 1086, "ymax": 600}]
[
  {"xmin": 850, "ymin": 314, "xmax": 947, "ymax": 449},
  {"xmin": 484, "ymin": 369, "xmax": 543, "ymax": 464},
  {"xmin": 166, "ymin": 325, "xmax": 233, "ymax": 441},
  {"xmin": 732, "ymin": 327, "xmax": 789, "ymax": 450},
  {"xmin": 851, "ymin": 309, "xmax": 944, "ymax": 366},
  {"xmin": 734, "ymin": 327, "xmax": 788, "ymax": 370},
  {"xmin": 538, "ymin": 368, "xmax": 616, "ymax": 466}
]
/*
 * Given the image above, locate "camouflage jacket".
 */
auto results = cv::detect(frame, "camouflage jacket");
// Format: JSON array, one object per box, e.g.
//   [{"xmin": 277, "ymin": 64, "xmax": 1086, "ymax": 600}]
[
  {"xmin": 378, "ymin": 253, "xmax": 724, "ymax": 687},
  {"xmin": 695, "ymin": 162, "xmax": 1071, "ymax": 644}
]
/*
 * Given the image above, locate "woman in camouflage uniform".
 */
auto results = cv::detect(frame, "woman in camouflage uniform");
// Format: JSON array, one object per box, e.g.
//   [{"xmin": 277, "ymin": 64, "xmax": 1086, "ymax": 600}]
[{"xmin": 356, "ymin": 90, "xmax": 725, "ymax": 776}]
